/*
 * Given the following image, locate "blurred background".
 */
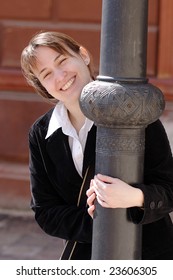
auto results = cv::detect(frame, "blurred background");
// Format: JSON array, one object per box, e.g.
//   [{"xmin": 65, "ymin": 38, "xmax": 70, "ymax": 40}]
[{"xmin": 0, "ymin": 0, "xmax": 172, "ymax": 259}]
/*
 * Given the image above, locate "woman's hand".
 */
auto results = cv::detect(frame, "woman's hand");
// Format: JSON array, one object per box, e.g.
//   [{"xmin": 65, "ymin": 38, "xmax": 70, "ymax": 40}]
[
  {"xmin": 86, "ymin": 180, "xmax": 97, "ymax": 218},
  {"xmin": 87, "ymin": 174, "xmax": 144, "ymax": 213}
]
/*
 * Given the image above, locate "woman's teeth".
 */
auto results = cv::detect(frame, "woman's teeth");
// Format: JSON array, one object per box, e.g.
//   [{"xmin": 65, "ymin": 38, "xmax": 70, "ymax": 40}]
[{"xmin": 61, "ymin": 78, "xmax": 74, "ymax": 90}]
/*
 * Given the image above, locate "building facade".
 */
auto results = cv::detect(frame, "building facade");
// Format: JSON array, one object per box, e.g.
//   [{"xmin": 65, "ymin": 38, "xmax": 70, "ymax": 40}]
[{"xmin": 0, "ymin": 0, "xmax": 172, "ymax": 209}]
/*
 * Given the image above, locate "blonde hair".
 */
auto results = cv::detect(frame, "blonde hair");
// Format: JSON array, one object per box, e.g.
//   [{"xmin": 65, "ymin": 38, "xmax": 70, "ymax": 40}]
[{"xmin": 21, "ymin": 31, "xmax": 95, "ymax": 104}]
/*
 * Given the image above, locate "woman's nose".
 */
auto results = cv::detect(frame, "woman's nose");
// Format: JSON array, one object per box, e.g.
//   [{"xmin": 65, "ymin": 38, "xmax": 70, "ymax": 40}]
[{"xmin": 54, "ymin": 69, "xmax": 67, "ymax": 82}]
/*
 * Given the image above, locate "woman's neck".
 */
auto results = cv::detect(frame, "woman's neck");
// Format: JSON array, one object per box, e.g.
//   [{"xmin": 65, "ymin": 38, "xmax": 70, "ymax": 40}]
[{"xmin": 67, "ymin": 103, "xmax": 86, "ymax": 134}]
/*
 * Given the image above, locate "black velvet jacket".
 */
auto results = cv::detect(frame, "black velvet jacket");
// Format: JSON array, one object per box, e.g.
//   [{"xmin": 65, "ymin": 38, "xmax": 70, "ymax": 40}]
[{"xmin": 29, "ymin": 108, "xmax": 173, "ymax": 259}]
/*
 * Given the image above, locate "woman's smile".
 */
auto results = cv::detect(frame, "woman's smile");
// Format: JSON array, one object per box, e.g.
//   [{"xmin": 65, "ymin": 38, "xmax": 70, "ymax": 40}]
[{"xmin": 61, "ymin": 77, "xmax": 75, "ymax": 91}]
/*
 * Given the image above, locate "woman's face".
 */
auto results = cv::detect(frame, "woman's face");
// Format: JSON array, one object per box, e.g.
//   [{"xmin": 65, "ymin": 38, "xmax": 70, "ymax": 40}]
[{"xmin": 32, "ymin": 46, "xmax": 91, "ymax": 106}]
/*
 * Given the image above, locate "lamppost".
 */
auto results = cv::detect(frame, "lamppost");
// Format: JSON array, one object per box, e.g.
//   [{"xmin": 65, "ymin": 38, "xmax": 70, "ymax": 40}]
[{"xmin": 80, "ymin": 0, "xmax": 165, "ymax": 259}]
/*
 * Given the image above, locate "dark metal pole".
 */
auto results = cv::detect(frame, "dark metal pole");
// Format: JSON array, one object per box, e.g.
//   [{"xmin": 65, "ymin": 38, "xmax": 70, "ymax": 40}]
[{"xmin": 80, "ymin": 0, "xmax": 165, "ymax": 259}]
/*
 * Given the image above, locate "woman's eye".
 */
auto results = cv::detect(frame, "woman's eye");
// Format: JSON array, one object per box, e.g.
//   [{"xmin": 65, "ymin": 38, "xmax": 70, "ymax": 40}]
[
  {"xmin": 43, "ymin": 72, "xmax": 51, "ymax": 79},
  {"xmin": 60, "ymin": 57, "xmax": 67, "ymax": 64}
]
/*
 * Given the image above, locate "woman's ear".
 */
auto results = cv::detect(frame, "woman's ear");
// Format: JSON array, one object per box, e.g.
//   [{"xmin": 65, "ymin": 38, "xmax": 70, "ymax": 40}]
[{"xmin": 79, "ymin": 46, "xmax": 90, "ymax": 65}]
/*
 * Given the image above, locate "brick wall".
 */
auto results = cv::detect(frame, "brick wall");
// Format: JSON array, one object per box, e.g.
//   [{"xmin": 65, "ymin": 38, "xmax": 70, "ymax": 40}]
[{"xmin": 0, "ymin": 0, "xmax": 172, "ymax": 209}]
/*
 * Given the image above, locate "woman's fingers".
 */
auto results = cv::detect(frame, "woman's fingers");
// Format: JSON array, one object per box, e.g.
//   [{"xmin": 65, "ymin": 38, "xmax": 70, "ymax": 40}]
[
  {"xmin": 87, "ymin": 191, "xmax": 96, "ymax": 206},
  {"xmin": 86, "ymin": 181, "xmax": 97, "ymax": 218},
  {"xmin": 87, "ymin": 204, "xmax": 95, "ymax": 218},
  {"xmin": 86, "ymin": 185, "xmax": 95, "ymax": 197},
  {"xmin": 95, "ymin": 173, "xmax": 115, "ymax": 184}
]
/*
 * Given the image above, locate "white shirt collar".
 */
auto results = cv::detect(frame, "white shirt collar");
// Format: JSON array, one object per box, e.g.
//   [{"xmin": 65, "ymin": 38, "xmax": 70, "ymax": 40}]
[{"xmin": 45, "ymin": 102, "xmax": 93, "ymax": 139}]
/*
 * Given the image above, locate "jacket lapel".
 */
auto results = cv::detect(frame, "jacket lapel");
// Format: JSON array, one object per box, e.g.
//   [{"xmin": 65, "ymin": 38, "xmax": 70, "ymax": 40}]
[{"xmin": 46, "ymin": 128, "xmax": 82, "ymax": 183}]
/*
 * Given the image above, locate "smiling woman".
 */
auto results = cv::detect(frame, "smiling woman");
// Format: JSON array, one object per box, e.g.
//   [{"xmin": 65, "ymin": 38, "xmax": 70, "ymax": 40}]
[
  {"xmin": 20, "ymin": 31, "xmax": 96, "ymax": 259},
  {"xmin": 21, "ymin": 31, "xmax": 173, "ymax": 260}
]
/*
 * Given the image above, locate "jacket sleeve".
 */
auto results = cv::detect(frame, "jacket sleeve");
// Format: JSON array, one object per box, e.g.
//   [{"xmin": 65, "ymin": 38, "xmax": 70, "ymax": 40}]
[
  {"xmin": 129, "ymin": 119, "xmax": 173, "ymax": 224},
  {"xmin": 29, "ymin": 126, "xmax": 92, "ymax": 243}
]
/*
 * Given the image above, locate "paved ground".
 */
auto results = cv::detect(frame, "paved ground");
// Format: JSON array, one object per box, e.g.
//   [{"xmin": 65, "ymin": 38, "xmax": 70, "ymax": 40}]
[
  {"xmin": 0, "ymin": 101, "xmax": 172, "ymax": 260},
  {"xmin": 0, "ymin": 209, "xmax": 63, "ymax": 260}
]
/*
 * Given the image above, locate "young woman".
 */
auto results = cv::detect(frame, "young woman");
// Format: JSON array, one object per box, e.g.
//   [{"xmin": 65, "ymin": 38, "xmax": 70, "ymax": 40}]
[{"xmin": 21, "ymin": 31, "xmax": 173, "ymax": 260}]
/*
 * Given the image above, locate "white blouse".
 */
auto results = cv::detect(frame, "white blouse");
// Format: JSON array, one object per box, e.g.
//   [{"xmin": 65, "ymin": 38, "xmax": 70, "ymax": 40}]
[{"xmin": 45, "ymin": 102, "xmax": 94, "ymax": 177}]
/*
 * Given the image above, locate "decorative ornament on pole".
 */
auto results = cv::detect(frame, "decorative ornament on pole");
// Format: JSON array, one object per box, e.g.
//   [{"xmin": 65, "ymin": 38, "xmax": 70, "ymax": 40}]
[
  {"xmin": 81, "ymin": 81, "xmax": 164, "ymax": 128},
  {"xmin": 80, "ymin": 0, "xmax": 165, "ymax": 259}
]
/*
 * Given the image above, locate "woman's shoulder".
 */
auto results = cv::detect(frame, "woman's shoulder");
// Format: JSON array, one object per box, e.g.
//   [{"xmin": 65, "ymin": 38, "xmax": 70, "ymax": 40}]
[
  {"xmin": 145, "ymin": 118, "xmax": 172, "ymax": 154},
  {"xmin": 29, "ymin": 107, "xmax": 54, "ymax": 137},
  {"xmin": 146, "ymin": 119, "xmax": 167, "ymax": 140}
]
